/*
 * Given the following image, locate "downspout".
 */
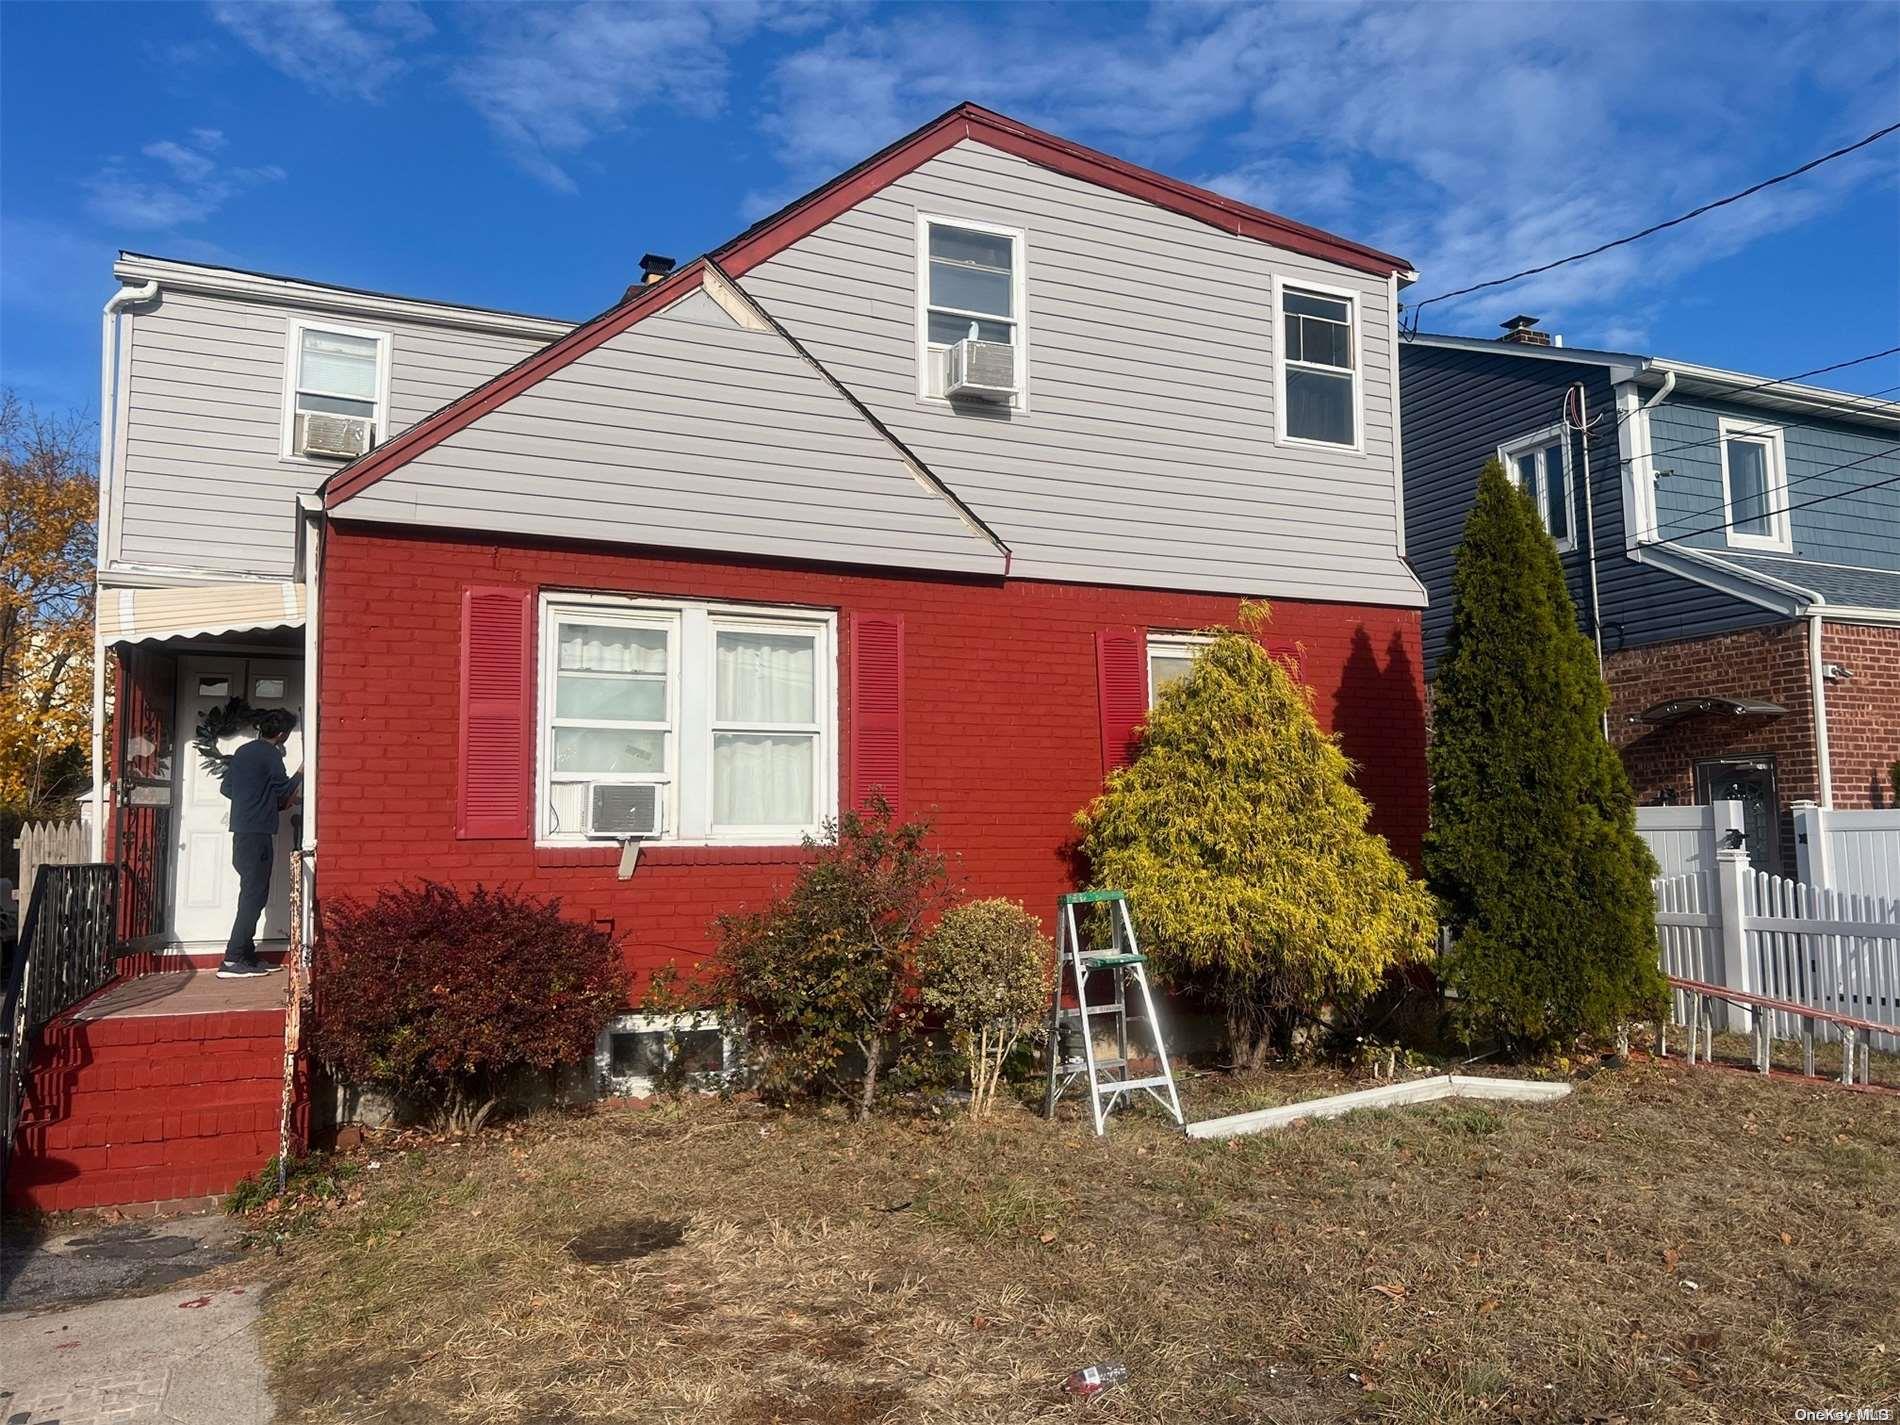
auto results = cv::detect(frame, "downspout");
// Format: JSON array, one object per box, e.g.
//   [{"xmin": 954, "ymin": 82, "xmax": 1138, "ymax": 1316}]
[
  {"xmin": 1566, "ymin": 384, "xmax": 1607, "ymax": 733},
  {"xmin": 1636, "ymin": 371, "xmax": 1676, "ymax": 544},
  {"xmin": 1809, "ymin": 607, "xmax": 1833, "ymax": 810},
  {"xmin": 90, "ymin": 278, "xmax": 159, "ymax": 858}
]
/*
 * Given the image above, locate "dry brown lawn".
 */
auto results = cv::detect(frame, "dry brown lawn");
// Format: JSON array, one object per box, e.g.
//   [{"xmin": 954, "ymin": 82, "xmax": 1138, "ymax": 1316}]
[{"xmin": 254, "ymin": 1056, "xmax": 1899, "ymax": 1424}]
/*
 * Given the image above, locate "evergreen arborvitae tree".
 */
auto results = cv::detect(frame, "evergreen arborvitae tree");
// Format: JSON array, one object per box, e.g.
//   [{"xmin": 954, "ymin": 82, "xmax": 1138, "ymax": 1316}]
[
  {"xmin": 1077, "ymin": 605, "xmax": 1436, "ymax": 1064},
  {"xmin": 1426, "ymin": 460, "xmax": 1665, "ymax": 1053}
]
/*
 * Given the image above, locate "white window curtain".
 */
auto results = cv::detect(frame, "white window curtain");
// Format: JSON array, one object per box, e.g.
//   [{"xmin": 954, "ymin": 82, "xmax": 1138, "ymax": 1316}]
[{"xmin": 713, "ymin": 631, "xmax": 816, "ymax": 828}]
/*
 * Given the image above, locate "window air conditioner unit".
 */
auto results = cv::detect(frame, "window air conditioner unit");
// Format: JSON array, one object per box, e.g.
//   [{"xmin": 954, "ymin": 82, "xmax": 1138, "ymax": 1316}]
[
  {"xmin": 300, "ymin": 412, "xmax": 374, "ymax": 459},
  {"xmin": 586, "ymin": 782, "xmax": 663, "ymax": 840},
  {"xmin": 944, "ymin": 338, "xmax": 1017, "ymax": 402}
]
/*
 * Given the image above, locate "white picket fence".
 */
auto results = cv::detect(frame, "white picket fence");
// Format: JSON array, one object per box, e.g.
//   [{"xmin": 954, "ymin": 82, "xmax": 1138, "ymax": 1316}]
[{"xmin": 1652, "ymin": 848, "xmax": 1900, "ymax": 1061}]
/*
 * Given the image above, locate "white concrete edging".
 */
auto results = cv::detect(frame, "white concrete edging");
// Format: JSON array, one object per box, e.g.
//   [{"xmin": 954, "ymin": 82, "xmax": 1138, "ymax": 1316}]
[{"xmin": 1185, "ymin": 1074, "xmax": 1572, "ymax": 1141}]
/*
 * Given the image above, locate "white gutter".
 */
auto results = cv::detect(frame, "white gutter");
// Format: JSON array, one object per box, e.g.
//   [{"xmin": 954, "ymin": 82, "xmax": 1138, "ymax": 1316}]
[
  {"xmin": 1809, "ymin": 608, "xmax": 1834, "ymax": 810},
  {"xmin": 91, "ymin": 278, "xmax": 159, "ymax": 858},
  {"xmin": 1642, "ymin": 369, "xmax": 1676, "ymax": 411}
]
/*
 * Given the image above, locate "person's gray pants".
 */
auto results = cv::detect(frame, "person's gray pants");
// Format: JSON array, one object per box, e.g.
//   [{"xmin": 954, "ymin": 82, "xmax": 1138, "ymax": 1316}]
[{"xmin": 225, "ymin": 832, "xmax": 274, "ymax": 963}]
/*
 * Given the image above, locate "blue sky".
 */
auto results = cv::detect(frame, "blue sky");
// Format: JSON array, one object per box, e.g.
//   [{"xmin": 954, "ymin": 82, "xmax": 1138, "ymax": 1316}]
[{"xmin": 4, "ymin": 0, "xmax": 1897, "ymax": 424}]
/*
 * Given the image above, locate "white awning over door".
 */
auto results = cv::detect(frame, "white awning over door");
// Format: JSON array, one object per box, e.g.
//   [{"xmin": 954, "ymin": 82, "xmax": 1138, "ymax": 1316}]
[{"xmin": 99, "ymin": 581, "xmax": 306, "ymax": 646}]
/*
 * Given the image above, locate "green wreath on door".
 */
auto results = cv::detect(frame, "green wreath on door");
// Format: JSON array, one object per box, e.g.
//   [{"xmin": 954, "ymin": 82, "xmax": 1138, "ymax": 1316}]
[{"xmin": 193, "ymin": 696, "xmax": 261, "ymax": 783}]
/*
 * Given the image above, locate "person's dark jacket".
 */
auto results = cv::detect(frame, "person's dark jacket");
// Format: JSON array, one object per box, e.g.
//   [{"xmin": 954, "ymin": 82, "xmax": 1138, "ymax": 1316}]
[{"xmin": 221, "ymin": 738, "xmax": 299, "ymax": 835}]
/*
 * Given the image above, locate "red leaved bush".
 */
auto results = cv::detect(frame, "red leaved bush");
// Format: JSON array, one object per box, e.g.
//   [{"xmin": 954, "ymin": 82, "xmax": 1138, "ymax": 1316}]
[{"xmin": 312, "ymin": 882, "xmax": 629, "ymax": 1130}]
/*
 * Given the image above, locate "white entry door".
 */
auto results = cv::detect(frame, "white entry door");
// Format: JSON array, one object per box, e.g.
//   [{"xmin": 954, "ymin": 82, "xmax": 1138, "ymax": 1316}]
[{"xmin": 171, "ymin": 656, "xmax": 304, "ymax": 946}]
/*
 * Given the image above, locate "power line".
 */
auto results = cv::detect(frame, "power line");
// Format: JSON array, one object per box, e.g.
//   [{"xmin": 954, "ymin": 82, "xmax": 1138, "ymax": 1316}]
[
  {"xmin": 1648, "ymin": 441, "xmax": 1900, "ymax": 541},
  {"xmin": 1639, "ymin": 380, "xmax": 1900, "ymax": 466},
  {"xmin": 1660, "ymin": 469, "xmax": 1900, "ymax": 545},
  {"xmin": 1402, "ymin": 121, "xmax": 1900, "ymax": 335}
]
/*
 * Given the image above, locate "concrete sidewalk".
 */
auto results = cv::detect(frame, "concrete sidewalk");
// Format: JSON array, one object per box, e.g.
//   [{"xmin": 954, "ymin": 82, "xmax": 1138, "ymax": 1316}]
[{"xmin": 0, "ymin": 1282, "xmax": 273, "ymax": 1424}]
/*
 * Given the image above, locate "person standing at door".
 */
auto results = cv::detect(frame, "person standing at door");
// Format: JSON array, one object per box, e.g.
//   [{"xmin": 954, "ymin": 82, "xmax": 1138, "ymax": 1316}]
[{"xmin": 218, "ymin": 709, "xmax": 301, "ymax": 979}]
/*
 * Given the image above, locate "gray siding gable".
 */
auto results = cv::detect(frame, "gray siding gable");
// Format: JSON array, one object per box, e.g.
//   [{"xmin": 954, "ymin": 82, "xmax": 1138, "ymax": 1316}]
[
  {"xmin": 737, "ymin": 138, "xmax": 1423, "ymax": 607},
  {"xmin": 338, "ymin": 287, "xmax": 1005, "ymax": 576}
]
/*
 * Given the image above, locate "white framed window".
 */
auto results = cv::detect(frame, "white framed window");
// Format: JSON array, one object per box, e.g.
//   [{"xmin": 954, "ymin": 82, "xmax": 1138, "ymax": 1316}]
[
  {"xmin": 538, "ymin": 594, "xmax": 835, "ymax": 846},
  {"xmin": 1276, "ymin": 278, "xmax": 1360, "ymax": 449},
  {"xmin": 595, "ymin": 1012, "xmax": 738, "ymax": 1097},
  {"xmin": 915, "ymin": 213, "xmax": 1028, "ymax": 406},
  {"xmin": 1717, "ymin": 418, "xmax": 1791, "ymax": 552},
  {"xmin": 280, "ymin": 318, "xmax": 390, "ymax": 461},
  {"xmin": 1497, "ymin": 423, "xmax": 1576, "ymax": 551},
  {"xmin": 1147, "ymin": 632, "xmax": 1214, "ymax": 707}
]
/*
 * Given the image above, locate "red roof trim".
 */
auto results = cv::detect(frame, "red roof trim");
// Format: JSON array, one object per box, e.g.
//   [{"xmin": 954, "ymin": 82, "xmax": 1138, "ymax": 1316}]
[
  {"xmin": 718, "ymin": 103, "xmax": 1413, "ymax": 281},
  {"xmin": 322, "ymin": 263, "xmax": 710, "ymax": 508}
]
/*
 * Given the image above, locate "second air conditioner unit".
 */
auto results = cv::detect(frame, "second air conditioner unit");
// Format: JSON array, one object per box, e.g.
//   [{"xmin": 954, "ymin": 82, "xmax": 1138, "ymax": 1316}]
[
  {"xmin": 944, "ymin": 338, "xmax": 1017, "ymax": 402},
  {"xmin": 299, "ymin": 412, "xmax": 374, "ymax": 459}
]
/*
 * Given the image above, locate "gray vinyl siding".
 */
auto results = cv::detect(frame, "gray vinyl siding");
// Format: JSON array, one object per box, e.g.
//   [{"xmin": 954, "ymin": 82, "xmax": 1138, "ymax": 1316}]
[
  {"xmin": 1400, "ymin": 343, "xmax": 1775, "ymax": 675},
  {"xmin": 737, "ymin": 139, "xmax": 1421, "ymax": 606},
  {"xmin": 343, "ymin": 290, "xmax": 1002, "ymax": 575},
  {"xmin": 114, "ymin": 287, "xmax": 559, "ymax": 577},
  {"xmin": 1647, "ymin": 398, "xmax": 1900, "ymax": 571}
]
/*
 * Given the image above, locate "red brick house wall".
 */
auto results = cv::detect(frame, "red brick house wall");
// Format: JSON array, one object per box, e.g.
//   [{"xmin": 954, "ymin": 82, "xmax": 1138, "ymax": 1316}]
[
  {"xmin": 1606, "ymin": 621, "xmax": 1820, "ymax": 812},
  {"xmin": 1604, "ymin": 618, "xmax": 1900, "ymax": 858},
  {"xmin": 1819, "ymin": 621, "xmax": 1900, "ymax": 810},
  {"xmin": 318, "ymin": 523, "xmax": 1428, "ymax": 988}
]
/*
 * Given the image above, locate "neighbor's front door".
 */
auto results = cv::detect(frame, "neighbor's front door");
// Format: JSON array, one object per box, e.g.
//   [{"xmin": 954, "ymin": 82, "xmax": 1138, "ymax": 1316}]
[
  {"xmin": 1695, "ymin": 757, "xmax": 1780, "ymax": 872},
  {"xmin": 170, "ymin": 656, "xmax": 304, "ymax": 946}
]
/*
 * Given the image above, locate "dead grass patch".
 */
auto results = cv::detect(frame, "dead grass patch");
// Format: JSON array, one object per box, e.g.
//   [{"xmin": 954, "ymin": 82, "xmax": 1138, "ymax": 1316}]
[{"xmin": 256, "ymin": 1060, "xmax": 1900, "ymax": 1424}]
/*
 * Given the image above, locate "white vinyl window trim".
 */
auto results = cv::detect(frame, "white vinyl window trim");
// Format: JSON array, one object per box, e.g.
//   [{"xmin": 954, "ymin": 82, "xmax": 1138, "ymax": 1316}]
[
  {"xmin": 594, "ymin": 1012, "xmax": 739, "ymax": 1097},
  {"xmin": 1496, "ymin": 423, "xmax": 1577, "ymax": 552},
  {"xmin": 914, "ymin": 212, "xmax": 1030, "ymax": 409},
  {"xmin": 1147, "ymin": 632, "xmax": 1215, "ymax": 708},
  {"xmin": 1273, "ymin": 274, "xmax": 1363, "ymax": 453},
  {"xmin": 1717, "ymin": 418, "xmax": 1792, "ymax": 553},
  {"xmin": 278, "ymin": 317, "xmax": 391, "ymax": 463},
  {"xmin": 536, "ymin": 593, "xmax": 836, "ymax": 847}
]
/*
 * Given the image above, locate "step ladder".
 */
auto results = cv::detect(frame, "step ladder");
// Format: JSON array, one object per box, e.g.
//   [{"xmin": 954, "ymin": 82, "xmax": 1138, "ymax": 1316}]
[{"xmin": 1041, "ymin": 890, "xmax": 1184, "ymax": 1136}]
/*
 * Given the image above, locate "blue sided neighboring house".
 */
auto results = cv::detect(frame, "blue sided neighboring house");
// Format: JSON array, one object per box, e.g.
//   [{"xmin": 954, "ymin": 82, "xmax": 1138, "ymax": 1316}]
[{"xmin": 1401, "ymin": 317, "xmax": 1900, "ymax": 873}]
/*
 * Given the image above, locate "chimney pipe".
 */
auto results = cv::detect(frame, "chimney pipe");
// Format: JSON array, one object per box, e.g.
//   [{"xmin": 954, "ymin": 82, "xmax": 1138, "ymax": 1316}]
[
  {"xmin": 639, "ymin": 253, "xmax": 677, "ymax": 286},
  {"xmin": 1499, "ymin": 314, "xmax": 1553, "ymax": 347}
]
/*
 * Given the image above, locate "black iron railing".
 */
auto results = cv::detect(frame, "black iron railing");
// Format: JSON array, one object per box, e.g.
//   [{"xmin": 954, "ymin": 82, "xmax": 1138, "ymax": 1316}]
[{"xmin": 2, "ymin": 863, "xmax": 119, "ymax": 1199}]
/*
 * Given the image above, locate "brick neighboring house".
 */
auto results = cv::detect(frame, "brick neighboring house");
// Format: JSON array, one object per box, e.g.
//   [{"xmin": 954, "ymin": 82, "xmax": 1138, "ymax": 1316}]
[
  {"xmin": 1402, "ymin": 320, "xmax": 1900, "ymax": 872},
  {"xmin": 21, "ymin": 100, "xmax": 1434, "ymax": 1207}
]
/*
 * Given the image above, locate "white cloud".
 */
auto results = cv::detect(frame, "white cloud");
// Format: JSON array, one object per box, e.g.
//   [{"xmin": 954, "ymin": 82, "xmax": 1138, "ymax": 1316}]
[
  {"xmin": 751, "ymin": 1, "xmax": 1900, "ymax": 346},
  {"xmin": 450, "ymin": 2, "xmax": 766, "ymax": 192},
  {"xmin": 85, "ymin": 132, "xmax": 286, "ymax": 232},
  {"xmin": 208, "ymin": 0, "xmax": 432, "ymax": 101}
]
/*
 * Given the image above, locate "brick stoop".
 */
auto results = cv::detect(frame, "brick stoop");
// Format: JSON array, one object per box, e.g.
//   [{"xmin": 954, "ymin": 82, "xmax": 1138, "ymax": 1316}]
[{"xmin": 6, "ymin": 1003, "xmax": 288, "ymax": 1213}]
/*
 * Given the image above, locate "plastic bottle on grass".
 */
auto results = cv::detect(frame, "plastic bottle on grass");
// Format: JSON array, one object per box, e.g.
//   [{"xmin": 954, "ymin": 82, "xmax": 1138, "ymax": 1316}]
[{"xmin": 1063, "ymin": 1361, "xmax": 1130, "ymax": 1398}]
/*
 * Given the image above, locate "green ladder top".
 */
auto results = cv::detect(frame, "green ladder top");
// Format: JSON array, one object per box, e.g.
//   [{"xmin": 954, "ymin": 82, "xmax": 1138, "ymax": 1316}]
[{"xmin": 1058, "ymin": 889, "xmax": 1126, "ymax": 906}]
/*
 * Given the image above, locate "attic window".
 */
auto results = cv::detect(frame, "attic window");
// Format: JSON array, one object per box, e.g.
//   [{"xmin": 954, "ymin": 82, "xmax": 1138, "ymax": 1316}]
[
  {"xmin": 1718, "ymin": 419, "xmax": 1791, "ymax": 552},
  {"xmin": 1279, "ymin": 284, "xmax": 1358, "ymax": 447},
  {"xmin": 916, "ymin": 215, "xmax": 1027, "ymax": 404},
  {"xmin": 284, "ymin": 320, "xmax": 387, "ymax": 461}
]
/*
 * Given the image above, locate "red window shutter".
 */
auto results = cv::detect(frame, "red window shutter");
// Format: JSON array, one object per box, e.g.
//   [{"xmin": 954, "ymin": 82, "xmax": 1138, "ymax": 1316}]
[
  {"xmin": 1096, "ymin": 626, "xmax": 1148, "ymax": 773},
  {"xmin": 849, "ymin": 612, "xmax": 905, "ymax": 816},
  {"xmin": 458, "ymin": 585, "xmax": 534, "ymax": 839},
  {"xmin": 1264, "ymin": 639, "xmax": 1306, "ymax": 682}
]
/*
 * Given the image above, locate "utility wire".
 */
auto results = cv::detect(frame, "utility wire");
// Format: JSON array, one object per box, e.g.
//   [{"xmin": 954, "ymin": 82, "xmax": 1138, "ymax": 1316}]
[
  {"xmin": 1402, "ymin": 121, "xmax": 1900, "ymax": 335},
  {"xmin": 1647, "ymin": 441, "xmax": 1900, "ymax": 540},
  {"xmin": 1614, "ymin": 346, "xmax": 1900, "ymax": 443},
  {"xmin": 1657, "ymin": 469, "xmax": 1900, "ymax": 545}
]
